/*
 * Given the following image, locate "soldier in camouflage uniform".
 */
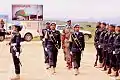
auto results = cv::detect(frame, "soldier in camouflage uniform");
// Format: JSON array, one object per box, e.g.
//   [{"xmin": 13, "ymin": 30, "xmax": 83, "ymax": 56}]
[{"xmin": 61, "ymin": 20, "xmax": 73, "ymax": 69}]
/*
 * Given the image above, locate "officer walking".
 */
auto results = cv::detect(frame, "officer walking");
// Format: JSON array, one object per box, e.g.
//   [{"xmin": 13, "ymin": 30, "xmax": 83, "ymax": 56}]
[
  {"xmin": 44, "ymin": 23, "xmax": 61, "ymax": 74},
  {"xmin": 70, "ymin": 24, "xmax": 85, "ymax": 75},
  {"xmin": 8, "ymin": 25, "xmax": 22, "ymax": 80},
  {"xmin": 61, "ymin": 20, "xmax": 73, "ymax": 69},
  {"xmin": 40, "ymin": 22, "xmax": 51, "ymax": 69}
]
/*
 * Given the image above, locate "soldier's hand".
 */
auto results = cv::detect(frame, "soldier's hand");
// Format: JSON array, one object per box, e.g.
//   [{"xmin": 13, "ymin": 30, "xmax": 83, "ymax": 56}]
[
  {"xmin": 70, "ymin": 52, "xmax": 72, "ymax": 55},
  {"xmin": 98, "ymin": 45, "xmax": 101, "ymax": 48},
  {"xmin": 45, "ymin": 47, "xmax": 47, "ymax": 51},
  {"xmin": 113, "ymin": 51, "xmax": 115, "ymax": 55}
]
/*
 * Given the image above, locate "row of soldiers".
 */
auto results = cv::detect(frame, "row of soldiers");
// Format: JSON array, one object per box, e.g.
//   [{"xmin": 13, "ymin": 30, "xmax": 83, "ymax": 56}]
[
  {"xmin": 94, "ymin": 22, "xmax": 120, "ymax": 78},
  {"xmin": 41, "ymin": 20, "xmax": 85, "ymax": 75}
]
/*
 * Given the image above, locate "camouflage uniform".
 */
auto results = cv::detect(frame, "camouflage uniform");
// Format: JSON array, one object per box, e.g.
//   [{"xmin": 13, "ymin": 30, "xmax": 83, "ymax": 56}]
[{"xmin": 61, "ymin": 25, "xmax": 73, "ymax": 69}]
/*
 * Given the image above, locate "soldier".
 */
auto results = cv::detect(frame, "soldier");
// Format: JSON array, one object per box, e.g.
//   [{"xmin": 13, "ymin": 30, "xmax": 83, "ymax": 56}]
[
  {"xmin": 98, "ymin": 22, "xmax": 108, "ymax": 68},
  {"xmin": 107, "ymin": 25, "xmax": 117, "ymax": 76},
  {"xmin": 40, "ymin": 22, "xmax": 51, "ymax": 69},
  {"xmin": 70, "ymin": 24, "xmax": 85, "ymax": 75},
  {"xmin": 94, "ymin": 22, "xmax": 106, "ymax": 68},
  {"xmin": 8, "ymin": 25, "xmax": 22, "ymax": 80},
  {"xmin": 102, "ymin": 24, "xmax": 115, "ymax": 71},
  {"xmin": 94, "ymin": 22, "xmax": 101, "ymax": 67},
  {"xmin": 44, "ymin": 23, "xmax": 61, "ymax": 74},
  {"xmin": 61, "ymin": 20, "xmax": 73, "ymax": 69},
  {"xmin": 111, "ymin": 26, "xmax": 120, "ymax": 78}
]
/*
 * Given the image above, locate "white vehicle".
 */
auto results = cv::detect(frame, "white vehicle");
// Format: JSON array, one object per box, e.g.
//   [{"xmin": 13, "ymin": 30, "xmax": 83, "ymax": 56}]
[
  {"xmin": 6, "ymin": 24, "xmax": 39, "ymax": 42},
  {"xmin": 56, "ymin": 25, "xmax": 92, "ymax": 41}
]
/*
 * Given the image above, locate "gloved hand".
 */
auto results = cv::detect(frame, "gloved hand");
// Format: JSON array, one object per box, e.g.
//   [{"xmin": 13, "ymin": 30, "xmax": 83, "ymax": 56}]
[
  {"xmin": 42, "ymin": 38, "xmax": 45, "ymax": 41},
  {"xmin": 16, "ymin": 52, "xmax": 20, "ymax": 58},
  {"xmin": 98, "ymin": 45, "xmax": 101, "ymax": 48},
  {"xmin": 113, "ymin": 51, "xmax": 115, "ymax": 55},
  {"xmin": 45, "ymin": 47, "xmax": 47, "ymax": 51},
  {"xmin": 70, "ymin": 51, "xmax": 72, "ymax": 55}
]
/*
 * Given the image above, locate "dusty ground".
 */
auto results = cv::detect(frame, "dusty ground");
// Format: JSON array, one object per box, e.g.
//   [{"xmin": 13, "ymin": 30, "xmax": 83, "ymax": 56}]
[{"xmin": 0, "ymin": 41, "xmax": 114, "ymax": 80}]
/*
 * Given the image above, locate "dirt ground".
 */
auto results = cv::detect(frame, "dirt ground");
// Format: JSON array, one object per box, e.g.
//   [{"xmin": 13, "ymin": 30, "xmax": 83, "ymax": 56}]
[{"xmin": 0, "ymin": 41, "xmax": 114, "ymax": 80}]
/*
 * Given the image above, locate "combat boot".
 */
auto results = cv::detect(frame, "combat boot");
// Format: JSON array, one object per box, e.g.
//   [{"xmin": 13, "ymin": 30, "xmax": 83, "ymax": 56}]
[
  {"xmin": 11, "ymin": 74, "xmax": 20, "ymax": 80},
  {"xmin": 46, "ymin": 63, "xmax": 50, "ymax": 69},
  {"xmin": 74, "ymin": 68, "xmax": 79, "ymax": 76},
  {"xmin": 110, "ymin": 71, "xmax": 116, "ymax": 77},
  {"xmin": 51, "ymin": 66, "xmax": 56, "ymax": 74},
  {"xmin": 96, "ymin": 63, "xmax": 103, "ymax": 68}
]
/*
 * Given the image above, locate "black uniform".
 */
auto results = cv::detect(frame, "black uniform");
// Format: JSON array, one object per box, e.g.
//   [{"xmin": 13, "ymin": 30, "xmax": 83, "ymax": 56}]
[
  {"xmin": 114, "ymin": 33, "xmax": 120, "ymax": 72},
  {"xmin": 107, "ymin": 32, "xmax": 117, "ymax": 72},
  {"xmin": 94, "ymin": 28, "xmax": 104, "ymax": 64},
  {"xmin": 99, "ymin": 29, "xmax": 108, "ymax": 64},
  {"xmin": 70, "ymin": 32, "xmax": 85, "ymax": 69},
  {"xmin": 103, "ymin": 31, "xmax": 112, "ymax": 67},
  {"xmin": 41, "ymin": 28, "xmax": 49, "ymax": 64},
  {"xmin": 9, "ymin": 31, "xmax": 21, "ymax": 74},
  {"xmin": 45, "ymin": 30, "xmax": 61, "ymax": 68}
]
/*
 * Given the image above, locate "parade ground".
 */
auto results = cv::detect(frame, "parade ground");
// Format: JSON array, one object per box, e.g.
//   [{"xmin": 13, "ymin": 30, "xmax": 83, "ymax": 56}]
[{"xmin": 0, "ymin": 41, "xmax": 113, "ymax": 80}]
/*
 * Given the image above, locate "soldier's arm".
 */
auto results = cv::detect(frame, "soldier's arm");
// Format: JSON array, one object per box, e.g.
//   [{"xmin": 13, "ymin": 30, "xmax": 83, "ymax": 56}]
[
  {"xmin": 16, "ymin": 34, "xmax": 21, "ymax": 52},
  {"xmin": 61, "ymin": 32, "xmax": 65, "ymax": 49},
  {"xmin": 57, "ymin": 31, "xmax": 61, "ymax": 49},
  {"xmin": 99, "ymin": 31, "xmax": 104, "ymax": 45},
  {"xmin": 94, "ymin": 30, "xmax": 97, "ymax": 42},
  {"xmin": 69, "ymin": 34, "xmax": 73, "ymax": 51},
  {"xmin": 81, "ymin": 33, "xmax": 85, "ymax": 51},
  {"xmin": 103, "ymin": 33, "xmax": 108, "ymax": 44},
  {"xmin": 114, "ymin": 35, "xmax": 120, "ymax": 48}
]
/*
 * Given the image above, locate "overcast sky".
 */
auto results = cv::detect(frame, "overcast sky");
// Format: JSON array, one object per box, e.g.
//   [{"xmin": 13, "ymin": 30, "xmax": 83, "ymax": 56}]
[{"xmin": 0, "ymin": 0, "xmax": 120, "ymax": 20}]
